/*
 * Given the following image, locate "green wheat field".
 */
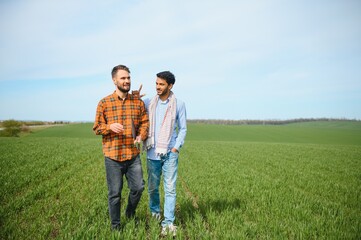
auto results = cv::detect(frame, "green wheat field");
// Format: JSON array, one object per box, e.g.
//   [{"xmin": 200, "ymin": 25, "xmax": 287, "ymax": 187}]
[{"xmin": 1, "ymin": 122, "xmax": 361, "ymax": 239}]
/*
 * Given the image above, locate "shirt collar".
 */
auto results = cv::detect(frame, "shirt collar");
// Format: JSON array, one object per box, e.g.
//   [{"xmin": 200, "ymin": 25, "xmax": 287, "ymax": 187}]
[
  {"xmin": 158, "ymin": 97, "xmax": 169, "ymax": 105},
  {"xmin": 112, "ymin": 91, "xmax": 129, "ymax": 101}
]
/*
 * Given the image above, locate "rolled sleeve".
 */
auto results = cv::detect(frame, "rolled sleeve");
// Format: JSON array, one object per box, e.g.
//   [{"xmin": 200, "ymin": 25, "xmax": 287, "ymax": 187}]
[{"xmin": 174, "ymin": 100, "xmax": 187, "ymax": 150}]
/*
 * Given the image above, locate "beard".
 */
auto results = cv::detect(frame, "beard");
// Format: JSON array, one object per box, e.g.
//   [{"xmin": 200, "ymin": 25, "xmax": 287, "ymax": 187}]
[
  {"xmin": 117, "ymin": 84, "xmax": 130, "ymax": 93},
  {"xmin": 157, "ymin": 88, "xmax": 169, "ymax": 96}
]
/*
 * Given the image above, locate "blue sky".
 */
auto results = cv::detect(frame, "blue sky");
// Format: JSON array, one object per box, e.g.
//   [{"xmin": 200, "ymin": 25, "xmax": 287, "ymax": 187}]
[{"xmin": 0, "ymin": 0, "xmax": 360, "ymax": 121}]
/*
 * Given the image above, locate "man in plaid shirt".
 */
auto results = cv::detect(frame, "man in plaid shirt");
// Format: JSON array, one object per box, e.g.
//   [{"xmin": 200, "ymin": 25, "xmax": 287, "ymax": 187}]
[{"xmin": 93, "ymin": 65, "xmax": 149, "ymax": 230}]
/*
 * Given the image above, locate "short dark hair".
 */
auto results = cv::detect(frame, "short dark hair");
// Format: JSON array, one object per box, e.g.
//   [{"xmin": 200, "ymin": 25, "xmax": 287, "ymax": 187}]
[
  {"xmin": 156, "ymin": 71, "xmax": 175, "ymax": 85},
  {"xmin": 112, "ymin": 65, "xmax": 130, "ymax": 78}
]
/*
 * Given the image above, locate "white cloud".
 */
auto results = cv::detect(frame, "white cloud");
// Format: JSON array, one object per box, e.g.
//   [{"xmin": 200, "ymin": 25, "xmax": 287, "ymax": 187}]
[
  {"xmin": 0, "ymin": 0, "xmax": 284, "ymax": 80},
  {"xmin": 2, "ymin": 0, "xmax": 359, "ymax": 82},
  {"xmin": 0, "ymin": 0, "xmax": 360, "ymax": 120}
]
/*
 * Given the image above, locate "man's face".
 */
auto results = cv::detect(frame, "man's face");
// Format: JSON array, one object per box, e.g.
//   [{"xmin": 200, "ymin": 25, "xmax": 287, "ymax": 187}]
[
  {"xmin": 113, "ymin": 69, "xmax": 131, "ymax": 93},
  {"xmin": 156, "ymin": 78, "xmax": 172, "ymax": 97}
]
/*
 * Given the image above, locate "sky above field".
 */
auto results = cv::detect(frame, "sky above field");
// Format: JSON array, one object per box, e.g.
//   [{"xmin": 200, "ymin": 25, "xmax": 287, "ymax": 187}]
[{"xmin": 0, "ymin": 0, "xmax": 360, "ymax": 121}]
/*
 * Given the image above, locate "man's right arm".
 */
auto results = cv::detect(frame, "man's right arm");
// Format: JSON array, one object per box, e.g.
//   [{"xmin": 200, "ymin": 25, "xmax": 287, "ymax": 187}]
[{"xmin": 92, "ymin": 101, "xmax": 111, "ymax": 135}]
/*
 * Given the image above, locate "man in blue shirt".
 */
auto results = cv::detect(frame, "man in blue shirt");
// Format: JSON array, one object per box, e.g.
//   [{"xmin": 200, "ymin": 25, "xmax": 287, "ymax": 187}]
[{"xmin": 143, "ymin": 71, "xmax": 187, "ymax": 237}]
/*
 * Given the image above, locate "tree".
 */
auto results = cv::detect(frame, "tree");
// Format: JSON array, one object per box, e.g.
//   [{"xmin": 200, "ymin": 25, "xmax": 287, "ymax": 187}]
[{"xmin": 1, "ymin": 120, "xmax": 22, "ymax": 137}]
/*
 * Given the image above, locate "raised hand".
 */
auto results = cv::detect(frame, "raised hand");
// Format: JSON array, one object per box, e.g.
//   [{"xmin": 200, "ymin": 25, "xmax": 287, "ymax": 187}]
[{"xmin": 138, "ymin": 84, "xmax": 146, "ymax": 98}]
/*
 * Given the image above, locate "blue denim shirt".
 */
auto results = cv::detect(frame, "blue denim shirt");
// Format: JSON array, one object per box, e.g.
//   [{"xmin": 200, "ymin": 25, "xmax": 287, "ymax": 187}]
[{"xmin": 144, "ymin": 97, "xmax": 187, "ymax": 160}]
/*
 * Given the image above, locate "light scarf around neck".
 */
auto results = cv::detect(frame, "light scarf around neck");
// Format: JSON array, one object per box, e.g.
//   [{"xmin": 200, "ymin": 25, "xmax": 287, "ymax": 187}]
[{"xmin": 145, "ymin": 91, "xmax": 177, "ymax": 155}]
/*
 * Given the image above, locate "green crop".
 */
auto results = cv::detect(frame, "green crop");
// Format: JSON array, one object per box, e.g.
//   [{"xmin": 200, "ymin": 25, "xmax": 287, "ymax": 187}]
[{"xmin": 1, "ymin": 122, "xmax": 360, "ymax": 239}]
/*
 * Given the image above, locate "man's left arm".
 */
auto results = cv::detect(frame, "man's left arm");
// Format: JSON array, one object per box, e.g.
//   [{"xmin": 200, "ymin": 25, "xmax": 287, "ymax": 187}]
[{"xmin": 172, "ymin": 101, "xmax": 187, "ymax": 152}]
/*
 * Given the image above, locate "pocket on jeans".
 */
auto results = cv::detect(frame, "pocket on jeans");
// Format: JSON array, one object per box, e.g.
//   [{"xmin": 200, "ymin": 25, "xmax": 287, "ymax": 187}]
[{"xmin": 169, "ymin": 151, "xmax": 179, "ymax": 160}]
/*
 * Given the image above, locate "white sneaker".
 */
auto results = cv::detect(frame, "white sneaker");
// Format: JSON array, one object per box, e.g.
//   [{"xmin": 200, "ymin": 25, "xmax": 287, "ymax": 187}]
[
  {"xmin": 151, "ymin": 212, "xmax": 161, "ymax": 221},
  {"xmin": 161, "ymin": 226, "xmax": 168, "ymax": 236},
  {"xmin": 161, "ymin": 224, "xmax": 177, "ymax": 237},
  {"xmin": 168, "ymin": 224, "xmax": 177, "ymax": 237}
]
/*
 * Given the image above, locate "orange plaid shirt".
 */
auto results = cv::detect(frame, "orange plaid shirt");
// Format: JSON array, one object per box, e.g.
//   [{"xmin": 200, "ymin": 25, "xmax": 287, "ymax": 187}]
[{"xmin": 93, "ymin": 91, "xmax": 149, "ymax": 162}]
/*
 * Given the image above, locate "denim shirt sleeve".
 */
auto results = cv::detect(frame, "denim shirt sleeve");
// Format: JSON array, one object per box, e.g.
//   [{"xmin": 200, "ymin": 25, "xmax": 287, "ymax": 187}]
[
  {"xmin": 174, "ymin": 99, "xmax": 187, "ymax": 150},
  {"xmin": 143, "ymin": 98, "xmax": 151, "ymax": 111}
]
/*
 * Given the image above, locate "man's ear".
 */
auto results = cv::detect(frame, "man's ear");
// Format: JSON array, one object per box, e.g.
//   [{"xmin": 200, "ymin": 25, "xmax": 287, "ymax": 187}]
[
  {"xmin": 112, "ymin": 77, "xmax": 116, "ymax": 85},
  {"xmin": 169, "ymin": 83, "xmax": 174, "ymax": 90}
]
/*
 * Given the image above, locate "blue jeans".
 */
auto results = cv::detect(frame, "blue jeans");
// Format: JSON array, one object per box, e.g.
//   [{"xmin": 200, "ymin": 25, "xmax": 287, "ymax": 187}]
[
  {"xmin": 147, "ymin": 151, "xmax": 178, "ymax": 227},
  {"xmin": 105, "ymin": 156, "xmax": 145, "ymax": 229}
]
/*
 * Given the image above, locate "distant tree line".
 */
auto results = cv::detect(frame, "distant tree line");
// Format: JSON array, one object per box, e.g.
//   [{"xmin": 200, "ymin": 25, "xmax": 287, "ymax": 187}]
[
  {"xmin": 0, "ymin": 120, "xmax": 70, "ymax": 137},
  {"xmin": 187, "ymin": 118, "xmax": 360, "ymax": 125},
  {"xmin": 1, "ymin": 118, "xmax": 358, "ymax": 137},
  {"xmin": 0, "ymin": 120, "xmax": 70, "ymax": 127}
]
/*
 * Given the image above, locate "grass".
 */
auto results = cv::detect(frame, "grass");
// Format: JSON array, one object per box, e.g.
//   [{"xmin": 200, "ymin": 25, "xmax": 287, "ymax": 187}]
[
  {"xmin": 178, "ymin": 141, "xmax": 360, "ymax": 239},
  {"xmin": 1, "ymin": 122, "xmax": 360, "ymax": 239},
  {"xmin": 28, "ymin": 123, "xmax": 95, "ymax": 138},
  {"xmin": 186, "ymin": 121, "xmax": 361, "ymax": 145}
]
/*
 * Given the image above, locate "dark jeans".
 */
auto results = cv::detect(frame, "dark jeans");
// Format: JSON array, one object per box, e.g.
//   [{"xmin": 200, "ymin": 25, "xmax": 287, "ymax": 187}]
[{"xmin": 105, "ymin": 155, "xmax": 145, "ymax": 229}]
